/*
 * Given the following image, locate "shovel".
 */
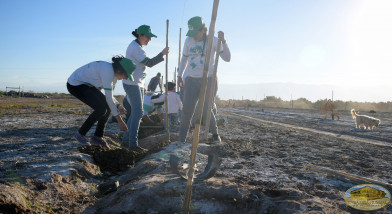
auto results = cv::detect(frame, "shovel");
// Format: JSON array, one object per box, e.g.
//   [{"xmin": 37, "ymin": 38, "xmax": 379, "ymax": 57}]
[{"xmin": 169, "ymin": 154, "xmax": 222, "ymax": 180}]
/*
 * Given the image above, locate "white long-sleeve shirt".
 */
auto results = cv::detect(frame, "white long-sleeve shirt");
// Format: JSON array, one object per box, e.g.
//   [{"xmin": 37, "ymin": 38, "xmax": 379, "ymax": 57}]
[
  {"xmin": 123, "ymin": 40, "xmax": 164, "ymax": 87},
  {"xmin": 178, "ymin": 36, "xmax": 231, "ymax": 79},
  {"xmin": 67, "ymin": 61, "xmax": 120, "ymax": 116},
  {"xmin": 151, "ymin": 91, "xmax": 182, "ymax": 114}
]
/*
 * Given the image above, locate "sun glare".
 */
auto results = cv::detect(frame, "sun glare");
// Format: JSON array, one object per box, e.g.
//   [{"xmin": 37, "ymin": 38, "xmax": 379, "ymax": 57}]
[{"xmin": 346, "ymin": 0, "xmax": 392, "ymax": 85}]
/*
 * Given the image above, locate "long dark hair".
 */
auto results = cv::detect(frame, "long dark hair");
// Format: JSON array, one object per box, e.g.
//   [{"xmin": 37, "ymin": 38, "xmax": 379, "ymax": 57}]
[
  {"xmin": 112, "ymin": 55, "xmax": 127, "ymax": 75},
  {"xmin": 201, "ymin": 25, "xmax": 207, "ymax": 38}
]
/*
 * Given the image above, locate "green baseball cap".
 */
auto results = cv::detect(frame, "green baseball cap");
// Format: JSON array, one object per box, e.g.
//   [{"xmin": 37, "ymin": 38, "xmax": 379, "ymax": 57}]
[
  {"xmin": 186, "ymin": 16, "xmax": 204, "ymax": 37},
  {"xmin": 137, "ymin": 25, "xmax": 157, "ymax": 38},
  {"xmin": 119, "ymin": 58, "xmax": 136, "ymax": 81},
  {"xmin": 157, "ymin": 72, "xmax": 161, "ymax": 76}
]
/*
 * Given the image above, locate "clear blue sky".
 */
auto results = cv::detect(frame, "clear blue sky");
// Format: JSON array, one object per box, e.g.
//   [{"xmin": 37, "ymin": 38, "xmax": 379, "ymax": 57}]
[{"xmin": 1, "ymin": 0, "xmax": 391, "ymax": 101}]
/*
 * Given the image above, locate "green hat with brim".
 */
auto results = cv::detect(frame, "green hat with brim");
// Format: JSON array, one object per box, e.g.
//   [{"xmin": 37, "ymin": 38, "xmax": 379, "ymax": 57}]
[
  {"xmin": 137, "ymin": 25, "xmax": 157, "ymax": 38},
  {"xmin": 119, "ymin": 58, "xmax": 136, "ymax": 81},
  {"xmin": 186, "ymin": 16, "xmax": 204, "ymax": 37}
]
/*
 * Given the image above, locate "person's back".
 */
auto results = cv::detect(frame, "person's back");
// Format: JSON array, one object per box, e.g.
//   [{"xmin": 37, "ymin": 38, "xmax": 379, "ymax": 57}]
[
  {"xmin": 151, "ymin": 83, "xmax": 182, "ymax": 113},
  {"xmin": 151, "ymin": 82, "xmax": 181, "ymax": 131},
  {"xmin": 168, "ymin": 91, "xmax": 182, "ymax": 113},
  {"xmin": 148, "ymin": 73, "xmax": 162, "ymax": 92}
]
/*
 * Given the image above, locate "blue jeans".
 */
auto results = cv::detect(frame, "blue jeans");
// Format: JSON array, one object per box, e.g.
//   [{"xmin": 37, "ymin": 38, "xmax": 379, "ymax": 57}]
[
  {"xmin": 122, "ymin": 84, "xmax": 144, "ymax": 147},
  {"xmin": 122, "ymin": 95, "xmax": 131, "ymax": 123},
  {"xmin": 165, "ymin": 113, "xmax": 179, "ymax": 132}
]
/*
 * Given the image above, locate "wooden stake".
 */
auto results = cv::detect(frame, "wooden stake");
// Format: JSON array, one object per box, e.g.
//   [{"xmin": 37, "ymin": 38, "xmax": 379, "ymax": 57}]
[
  {"xmin": 177, "ymin": 28, "xmax": 182, "ymax": 92},
  {"xmin": 183, "ymin": 0, "xmax": 220, "ymax": 213},
  {"xmin": 165, "ymin": 19, "xmax": 170, "ymax": 141},
  {"xmin": 174, "ymin": 67, "xmax": 177, "ymax": 88},
  {"xmin": 204, "ymin": 39, "xmax": 221, "ymax": 141}
]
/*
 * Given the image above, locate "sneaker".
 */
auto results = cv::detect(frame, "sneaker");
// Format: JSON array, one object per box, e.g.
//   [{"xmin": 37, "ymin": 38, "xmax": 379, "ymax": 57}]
[
  {"xmin": 212, "ymin": 134, "xmax": 221, "ymax": 143},
  {"xmin": 91, "ymin": 136, "xmax": 110, "ymax": 149},
  {"xmin": 129, "ymin": 146, "xmax": 148, "ymax": 153},
  {"xmin": 74, "ymin": 132, "xmax": 90, "ymax": 145}
]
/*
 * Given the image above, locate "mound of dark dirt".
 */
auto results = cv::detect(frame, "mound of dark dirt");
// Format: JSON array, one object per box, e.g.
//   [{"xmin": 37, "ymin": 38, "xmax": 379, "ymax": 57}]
[
  {"xmin": 141, "ymin": 114, "xmax": 163, "ymax": 126},
  {"xmin": 138, "ymin": 126, "xmax": 164, "ymax": 139},
  {"xmin": 78, "ymin": 133, "xmax": 177, "ymax": 175},
  {"xmin": 0, "ymin": 184, "xmax": 32, "ymax": 214},
  {"xmin": 79, "ymin": 145, "xmax": 137, "ymax": 173}
]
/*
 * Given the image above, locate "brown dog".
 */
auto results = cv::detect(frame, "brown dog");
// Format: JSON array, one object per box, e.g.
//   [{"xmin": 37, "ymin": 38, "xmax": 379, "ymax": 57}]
[{"xmin": 351, "ymin": 109, "xmax": 380, "ymax": 130}]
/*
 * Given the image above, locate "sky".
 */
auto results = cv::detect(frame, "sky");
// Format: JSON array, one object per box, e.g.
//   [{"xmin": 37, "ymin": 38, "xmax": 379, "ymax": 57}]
[{"xmin": 1, "ymin": 0, "xmax": 392, "ymax": 102}]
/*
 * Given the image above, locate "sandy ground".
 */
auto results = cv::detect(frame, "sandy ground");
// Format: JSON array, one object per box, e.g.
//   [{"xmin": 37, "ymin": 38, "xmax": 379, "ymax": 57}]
[{"xmin": 1, "ymin": 97, "xmax": 391, "ymax": 213}]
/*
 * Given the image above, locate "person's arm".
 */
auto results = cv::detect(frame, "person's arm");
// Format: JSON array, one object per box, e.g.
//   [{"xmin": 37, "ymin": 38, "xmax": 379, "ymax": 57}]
[
  {"xmin": 217, "ymin": 31, "xmax": 231, "ymax": 62},
  {"xmin": 103, "ymin": 90, "xmax": 119, "ymax": 116},
  {"xmin": 103, "ymin": 89, "xmax": 128, "ymax": 131},
  {"xmin": 141, "ymin": 53, "xmax": 164, "ymax": 68},
  {"xmin": 147, "ymin": 80, "xmax": 152, "ymax": 91},
  {"xmin": 114, "ymin": 115, "xmax": 128, "ymax": 131},
  {"xmin": 177, "ymin": 39, "xmax": 189, "ymax": 87},
  {"xmin": 102, "ymin": 78, "xmax": 120, "ymax": 116},
  {"xmin": 127, "ymin": 42, "xmax": 167, "ymax": 68},
  {"xmin": 177, "ymin": 94, "xmax": 183, "ymax": 111},
  {"xmin": 141, "ymin": 47, "xmax": 169, "ymax": 68},
  {"xmin": 151, "ymin": 94, "xmax": 165, "ymax": 104},
  {"xmin": 159, "ymin": 81, "xmax": 163, "ymax": 93},
  {"xmin": 220, "ymin": 42, "xmax": 231, "ymax": 62},
  {"xmin": 178, "ymin": 39, "xmax": 189, "ymax": 78},
  {"xmin": 101, "ymin": 72, "xmax": 127, "ymax": 131},
  {"xmin": 177, "ymin": 56, "xmax": 189, "ymax": 88}
]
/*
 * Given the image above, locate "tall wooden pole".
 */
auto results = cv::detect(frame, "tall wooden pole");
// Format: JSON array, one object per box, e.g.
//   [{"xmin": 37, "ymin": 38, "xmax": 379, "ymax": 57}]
[
  {"xmin": 177, "ymin": 28, "xmax": 182, "ymax": 92},
  {"xmin": 165, "ymin": 19, "xmax": 170, "ymax": 141},
  {"xmin": 183, "ymin": 0, "xmax": 220, "ymax": 213},
  {"xmin": 174, "ymin": 67, "xmax": 177, "ymax": 86},
  {"xmin": 204, "ymin": 39, "xmax": 221, "ymax": 141}
]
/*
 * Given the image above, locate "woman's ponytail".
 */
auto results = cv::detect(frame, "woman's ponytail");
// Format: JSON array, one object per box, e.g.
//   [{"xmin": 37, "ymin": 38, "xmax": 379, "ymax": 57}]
[
  {"xmin": 112, "ymin": 55, "xmax": 126, "ymax": 75},
  {"xmin": 112, "ymin": 55, "xmax": 123, "ymax": 64},
  {"xmin": 131, "ymin": 29, "xmax": 138, "ymax": 38}
]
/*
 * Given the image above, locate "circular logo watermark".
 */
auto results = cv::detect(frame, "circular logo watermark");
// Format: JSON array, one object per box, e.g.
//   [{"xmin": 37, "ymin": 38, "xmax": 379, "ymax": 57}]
[{"xmin": 344, "ymin": 184, "xmax": 391, "ymax": 211}]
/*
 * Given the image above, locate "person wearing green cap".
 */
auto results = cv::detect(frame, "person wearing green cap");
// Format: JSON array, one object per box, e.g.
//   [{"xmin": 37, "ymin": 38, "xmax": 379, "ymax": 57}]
[
  {"xmin": 147, "ymin": 72, "xmax": 163, "ymax": 92},
  {"xmin": 177, "ymin": 16, "xmax": 231, "ymax": 144},
  {"xmin": 122, "ymin": 24, "xmax": 169, "ymax": 152},
  {"xmin": 67, "ymin": 55, "xmax": 135, "ymax": 148}
]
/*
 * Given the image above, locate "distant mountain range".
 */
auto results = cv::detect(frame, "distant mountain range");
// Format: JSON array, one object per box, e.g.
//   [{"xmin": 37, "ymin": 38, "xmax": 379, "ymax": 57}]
[
  {"xmin": 2, "ymin": 82, "xmax": 390, "ymax": 102},
  {"xmin": 217, "ymin": 82, "xmax": 391, "ymax": 102}
]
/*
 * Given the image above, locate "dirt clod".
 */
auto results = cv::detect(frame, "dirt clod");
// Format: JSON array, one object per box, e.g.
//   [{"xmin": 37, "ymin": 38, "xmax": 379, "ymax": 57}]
[
  {"xmin": 0, "ymin": 184, "xmax": 32, "ymax": 214},
  {"xmin": 79, "ymin": 145, "xmax": 136, "ymax": 173}
]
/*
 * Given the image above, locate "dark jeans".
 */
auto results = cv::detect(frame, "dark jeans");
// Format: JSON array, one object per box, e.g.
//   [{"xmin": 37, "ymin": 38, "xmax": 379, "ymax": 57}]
[{"xmin": 67, "ymin": 83, "xmax": 111, "ymax": 137}]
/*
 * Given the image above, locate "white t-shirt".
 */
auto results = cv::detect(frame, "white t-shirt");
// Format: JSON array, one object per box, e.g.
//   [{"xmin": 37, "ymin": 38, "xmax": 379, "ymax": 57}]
[
  {"xmin": 67, "ymin": 61, "xmax": 120, "ymax": 116},
  {"xmin": 178, "ymin": 36, "xmax": 231, "ymax": 80},
  {"xmin": 123, "ymin": 40, "xmax": 147, "ymax": 87},
  {"xmin": 151, "ymin": 91, "xmax": 183, "ymax": 114}
]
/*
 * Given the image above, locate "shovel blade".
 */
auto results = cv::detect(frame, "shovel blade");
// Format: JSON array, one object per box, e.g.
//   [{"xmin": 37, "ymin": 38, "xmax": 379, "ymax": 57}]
[
  {"xmin": 195, "ymin": 154, "xmax": 222, "ymax": 180},
  {"xmin": 169, "ymin": 154, "xmax": 221, "ymax": 180}
]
